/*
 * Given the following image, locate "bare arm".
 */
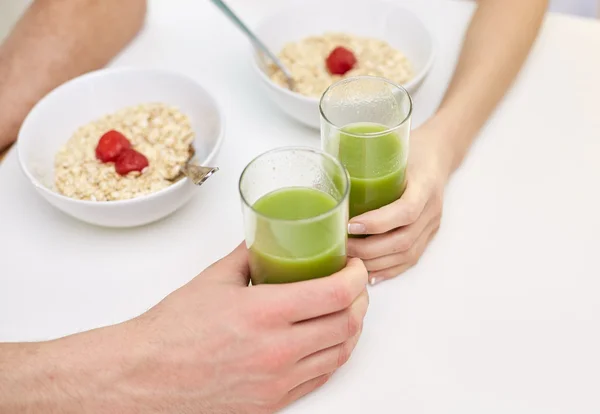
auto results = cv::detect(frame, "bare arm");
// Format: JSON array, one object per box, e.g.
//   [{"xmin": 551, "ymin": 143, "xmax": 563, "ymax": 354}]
[
  {"xmin": 0, "ymin": 329, "xmax": 132, "ymax": 413},
  {"xmin": 0, "ymin": 0, "xmax": 147, "ymax": 152},
  {"xmin": 434, "ymin": 0, "xmax": 549, "ymax": 174},
  {"xmin": 347, "ymin": 0, "xmax": 548, "ymax": 282},
  {"xmin": 0, "ymin": 245, "xmax": 369, "ymax": 413}
]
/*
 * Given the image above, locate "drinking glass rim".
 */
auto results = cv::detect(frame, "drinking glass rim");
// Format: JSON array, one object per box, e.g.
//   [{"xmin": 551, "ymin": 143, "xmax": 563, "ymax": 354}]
[
  {"xmin": 238, "ymin": 146, "xmax": 350, "ymax": 224},
  {"xmin": 319, "ymin": 75, "xmax": 413, "ymax": 138}
]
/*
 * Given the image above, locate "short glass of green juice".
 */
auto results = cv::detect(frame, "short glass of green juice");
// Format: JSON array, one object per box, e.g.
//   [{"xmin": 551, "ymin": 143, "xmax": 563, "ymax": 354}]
[
  {"xmin": 239, "ymin": 147, "xmax": 350, "ymax": 285},
  {"xmin": 319, "ymin": 76, "xmax": 412, "ymax": 222}
]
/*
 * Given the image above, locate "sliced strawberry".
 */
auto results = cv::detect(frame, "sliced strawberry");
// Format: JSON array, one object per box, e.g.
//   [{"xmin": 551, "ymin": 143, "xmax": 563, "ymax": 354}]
[
  {"xmin": 115, "ymin": 149, "xmax": 149, "ymax": 176},
  {"xmin": 326, "ymin": 46, "xmax": 357, "ymax": 75},
  {"xmin": 95, "ymin": 130, "xmax": 132, "ymax": 163}
]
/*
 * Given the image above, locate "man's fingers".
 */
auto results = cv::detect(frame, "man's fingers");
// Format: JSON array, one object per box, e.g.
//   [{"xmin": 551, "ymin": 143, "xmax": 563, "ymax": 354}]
[
  {"xmin": 348, "ymin": 182, "xmax": 428, "ymax": 235},
  {"xmin": 277, "ymin": 374, "xmax": 332, "ymax": 410},
  {"xmin": 292, "ymin": 290, "xmax": 368, "ymax": 359},
  {"xmin": 258, "ymin": 258, "xmax": 368, "ymax": 323},
  {"xmin": 292, "ymin": 327, "xmax": 362, "ymax": 388},
  {"xmin": 201, "ymin": 242, "xmax": 250, "ymax": 286}
]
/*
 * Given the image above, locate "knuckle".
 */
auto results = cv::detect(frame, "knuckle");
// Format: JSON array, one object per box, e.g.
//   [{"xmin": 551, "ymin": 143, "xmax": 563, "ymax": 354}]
[
  {"xmin": 407, "ymin": 246, "xmax": 420, "ymax": 265},
  {"xmin": 355, "ymin": 243, "xmax": 378, "ymax": 260},
  {"xmin": 337, "ymin": 342, "xmax": 352, "ymax": 367},
  {"xmin": 368, "ymin": 222, "xmax": 385, "ymax": 234},
  {"xmin": 403, "ymin": 205, "xmax": 420, "ymax": 223},
  {"xmin": 262, "ymin": 343, "xmax": 294, "ymax": 371},
  {"xmin": 349, "ymin": 242, "xmax": 367, "ymax": 259},
  {"xmin": 330, "ymin": 282, "xmax": 354, "ymax": 309},
  {"xmin": 317, "ymin": 373, "xmax": 332, "ymax": 388},
  {"xmin": 363, "ymin": 289, "xmax": 370, "ymax": 308},
  {"xmin": 346, "ymin": 308, "xmax": 362, "ymax": 338},
  {"xmin": 360, "ymin": 290, "xmax": 370, "ymax": 314},
  {"xmin": 394, "ymin": 235, "xmax": 414, "ymax": 253},
  {"xmin": 270, "ymin": 377, "xmax": 293, "ymax": 398}
]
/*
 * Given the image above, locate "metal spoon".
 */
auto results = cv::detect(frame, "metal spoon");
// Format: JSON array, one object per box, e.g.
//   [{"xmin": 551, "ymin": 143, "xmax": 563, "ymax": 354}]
[
  {"xmin": 181, "ymin": 163, "xmax": 219, "ymax": 186},
  {"xmin": 170, "ymin": 146, "xmax": 218, "ymax": 186},
  {"xmin": 210, "ymin": 0, "xmax": 295, "ymax": 91}
]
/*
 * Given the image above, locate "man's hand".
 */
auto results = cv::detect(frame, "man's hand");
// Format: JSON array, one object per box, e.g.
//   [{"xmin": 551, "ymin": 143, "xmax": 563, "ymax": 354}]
[
  {"xmin": 0, "ymin": 244, "xmax": 369, "ymax": 414},
  {"xmin": 347, "ymin": 119, "xmax": 451, "ymax": 285},
  {"xmin": 126, "ymin": 244, "xmax": 369, "ymax": 413}
]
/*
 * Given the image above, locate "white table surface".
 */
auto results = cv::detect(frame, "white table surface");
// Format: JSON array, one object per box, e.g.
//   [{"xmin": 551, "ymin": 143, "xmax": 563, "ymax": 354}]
[{"xmin": 2, "ymin": 1, "xmax": 600, "ymax": 412}]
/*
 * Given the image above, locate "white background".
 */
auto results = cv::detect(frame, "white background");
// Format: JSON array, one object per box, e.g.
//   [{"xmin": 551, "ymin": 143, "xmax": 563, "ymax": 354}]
[
  {"xmin": 0, "ymin": 0, "xmax": 599, "ymax": 41},
  {"xmin": 1, "ymin": 0, "xmax": 600, "ymax": 413}
]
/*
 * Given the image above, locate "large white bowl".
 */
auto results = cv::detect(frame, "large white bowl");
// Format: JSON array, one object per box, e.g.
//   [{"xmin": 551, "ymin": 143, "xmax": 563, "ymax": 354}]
[
  {"xmin": 251, "ymin": 0, "xmax": 435, "ymax": 129},
  {"xmin": 17, "ymin": 68, "xmax": 225, "ymax": 228}
]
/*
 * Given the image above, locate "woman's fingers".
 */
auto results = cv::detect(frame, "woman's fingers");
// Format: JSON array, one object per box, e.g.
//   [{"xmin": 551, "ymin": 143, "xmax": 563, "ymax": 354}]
[
  {"xmin": 348, "ymin": 204, "xmax": 435, "ymax": 260},
  {"xmin": 367, "ymin": 221, "xmax": 440, "ymax": 285},
  {"xmin": 347, "ymin": 181, "xmax": 429, "ymax": 235}
]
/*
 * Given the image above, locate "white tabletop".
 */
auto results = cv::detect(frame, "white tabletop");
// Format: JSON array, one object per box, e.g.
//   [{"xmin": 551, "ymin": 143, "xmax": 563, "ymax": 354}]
[{"xmin": 2, "ymin": 1, "xmax": 600, "ymax": 412}]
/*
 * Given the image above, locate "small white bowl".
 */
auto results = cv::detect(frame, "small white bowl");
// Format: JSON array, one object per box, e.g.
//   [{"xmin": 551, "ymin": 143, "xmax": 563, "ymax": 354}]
[
  {"xmin": 251, "ymin": 0, "xmax": 435, "ymax": 129},
  {"xmin": 17, "ymin": 68, "xmax": 225, "ymax": 228}
]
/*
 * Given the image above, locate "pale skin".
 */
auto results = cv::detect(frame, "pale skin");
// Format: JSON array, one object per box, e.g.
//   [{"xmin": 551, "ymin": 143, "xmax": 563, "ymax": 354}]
[
  {"xmin": 0, "ymin": 0, "xmax": 147, "ymax": 152},
  {"xmin": 1, "ymin": 245, "xmax": 369, "ymax": 413},
  {"xmin": 347, "ymin": 0, "xmax": 549, "ymax": 285},
  {"xmin": 0, "ymin": 1, "xmax": 370, "ymax": 412},
  {"xmin": 0, "ymin": 0, "xmax": 550, "ymax": 412}
]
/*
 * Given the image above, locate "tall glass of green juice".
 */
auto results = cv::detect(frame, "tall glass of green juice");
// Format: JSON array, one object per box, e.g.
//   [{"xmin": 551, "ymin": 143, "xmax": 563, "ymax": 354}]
[
  {"xmin": 239, "ymin": 147, "xmax": 350, "ymax": 285},
  {"xmin": 320, "ymin": 76, "xmax": 412, "ymax": 220}
]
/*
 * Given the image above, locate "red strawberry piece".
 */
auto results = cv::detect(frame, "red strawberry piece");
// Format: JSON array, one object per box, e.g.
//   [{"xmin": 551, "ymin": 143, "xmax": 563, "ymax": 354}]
[
  {"xmin": 95, "ymin": 130, "xmax": 132, "ymax": 163},
  {"xmin": 326, "ymin": 46, "xmax": 357, "ymax": 75},
  {"xmin": 115, "ymin": 148, "xmax": 149, "ymax": 176}
]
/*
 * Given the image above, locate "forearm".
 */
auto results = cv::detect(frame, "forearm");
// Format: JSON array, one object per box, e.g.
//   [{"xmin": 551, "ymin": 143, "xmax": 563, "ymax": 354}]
[
  {"xmin": 0, "ymin": 0, "xmax": 147, "ymax": 151},
  {"xmin": 432, "ymin": 0, "xmax": 548, "ymax": 173},
  {"xmin": 0, "ymin": 325, "xmax": 137, "ymax": 413}
]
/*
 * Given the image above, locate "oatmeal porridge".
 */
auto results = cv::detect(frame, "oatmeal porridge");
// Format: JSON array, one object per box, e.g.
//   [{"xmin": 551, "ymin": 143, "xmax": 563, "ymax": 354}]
[
  {"xmin": 268, "ymin": 32, "xmax": 414, "ymax": 98},
  {"xmin": 54, "ymin": 103, "xmax": 194, "ymax": 201}
]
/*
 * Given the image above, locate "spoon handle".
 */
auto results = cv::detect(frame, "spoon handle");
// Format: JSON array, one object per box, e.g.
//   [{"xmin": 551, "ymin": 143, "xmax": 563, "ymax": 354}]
[{"xmin": 209, "ymin": 0, "xmax": 292, "ymax": 79}]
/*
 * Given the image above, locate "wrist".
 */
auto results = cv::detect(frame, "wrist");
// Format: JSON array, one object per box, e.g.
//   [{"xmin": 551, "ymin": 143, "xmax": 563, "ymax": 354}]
[{"xmin": 426, "ymin": 107, "xmax": 474, "ymax": 175}]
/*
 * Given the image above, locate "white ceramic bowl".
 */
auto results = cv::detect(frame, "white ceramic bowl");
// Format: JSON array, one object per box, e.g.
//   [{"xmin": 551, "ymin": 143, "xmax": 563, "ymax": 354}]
[
  {"xmin": 251, "ymin": 0, "xmax": 435, "ymax": 129},
  {"xmin": 17, "ymin": 68, "xmax": 225, "ymax": 228}
]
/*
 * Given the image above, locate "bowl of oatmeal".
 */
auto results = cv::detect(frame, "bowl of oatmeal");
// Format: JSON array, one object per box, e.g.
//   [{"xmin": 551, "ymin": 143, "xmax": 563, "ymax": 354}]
[
  {"xmin": 17, "ymin": 68, "xmax": 225, "ymax": 227},
  {"xmin": 250, "ymin": 0, "xmax": 434, "ymax": 128}
]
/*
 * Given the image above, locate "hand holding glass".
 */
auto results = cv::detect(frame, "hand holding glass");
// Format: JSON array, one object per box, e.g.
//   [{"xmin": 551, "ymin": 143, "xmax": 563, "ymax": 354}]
[{"xmin": 320, "ymin": 76, "xmax": 412, "ymax": 220}]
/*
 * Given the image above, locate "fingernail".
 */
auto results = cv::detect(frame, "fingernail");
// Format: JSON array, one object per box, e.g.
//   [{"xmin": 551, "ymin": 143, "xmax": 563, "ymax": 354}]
[
  {"xmin": 348, "ymin": 222, "xmax": 366, "ymax": 235},
  {"xmin": 369, "ymin": 277, "xmax": 380, "ymax": 286}
]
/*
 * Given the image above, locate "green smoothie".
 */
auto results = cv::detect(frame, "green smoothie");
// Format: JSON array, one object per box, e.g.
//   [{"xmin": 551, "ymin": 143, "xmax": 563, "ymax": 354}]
[
  {"xmin": 249, "ymin": 187, "xmax": 346, "ymax": 284},
  {"xmin": 334, "ymin": 122, "xmax": 407, "ymax": 218}
]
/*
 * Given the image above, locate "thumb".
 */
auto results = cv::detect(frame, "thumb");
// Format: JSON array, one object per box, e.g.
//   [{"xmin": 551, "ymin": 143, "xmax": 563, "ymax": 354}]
[
  {"xmin": 348, "ymin": 182, "xmax": 426, "ymax": 235},
  {"xmin": 202, "ymin": 242, "xmax": 250, "ymax": 286}
]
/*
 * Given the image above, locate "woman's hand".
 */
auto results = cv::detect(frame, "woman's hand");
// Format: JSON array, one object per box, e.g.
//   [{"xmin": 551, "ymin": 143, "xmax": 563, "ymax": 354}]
[{"xmin": 347, "ymin": 119, "xmax": 455, "ymax": 285}]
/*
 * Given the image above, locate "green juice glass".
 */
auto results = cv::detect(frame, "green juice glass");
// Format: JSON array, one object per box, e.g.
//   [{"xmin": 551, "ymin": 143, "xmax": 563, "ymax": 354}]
[
  {"xmin": 320, "ymin": 76, "xmax": 412, "ymax": 222},
  {"xmin": 239, "ymin": 147, "xmax": 350, "ymax": 285}
]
